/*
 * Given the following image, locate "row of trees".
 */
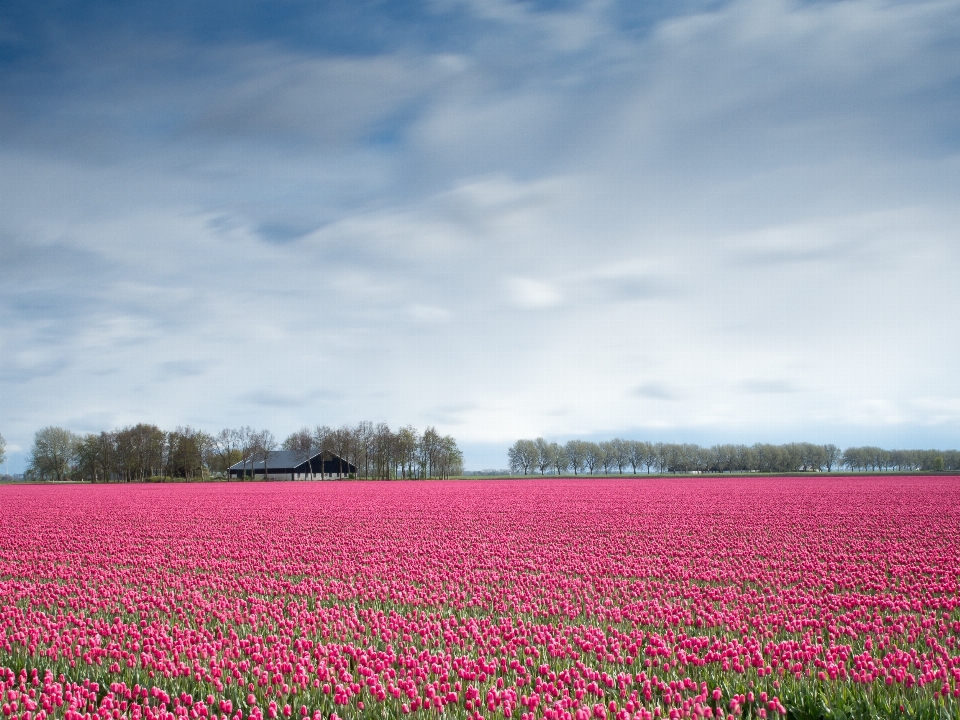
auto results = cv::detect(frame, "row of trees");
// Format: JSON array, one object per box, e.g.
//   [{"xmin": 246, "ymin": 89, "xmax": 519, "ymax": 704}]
[
  {"xmin": 241, "ymin": 423, "xmax": 463, "ymax": 480},
  {"xmin": 22, "ymin": 422, "xmax": 463, "ymax": 482},
  {"xmin": 508, "ymin": 438, "xmax": 959, "ymax": 475}
]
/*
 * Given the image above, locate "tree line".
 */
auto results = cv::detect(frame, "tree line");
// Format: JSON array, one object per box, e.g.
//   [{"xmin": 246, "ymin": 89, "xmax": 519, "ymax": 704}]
[
  {"xmin": 21, "ymin": 422, "xmax": 463, "ymax": 482},
  {"xmin": 508, "ymin": 438, "xmax": 959, "ymax": 475}
]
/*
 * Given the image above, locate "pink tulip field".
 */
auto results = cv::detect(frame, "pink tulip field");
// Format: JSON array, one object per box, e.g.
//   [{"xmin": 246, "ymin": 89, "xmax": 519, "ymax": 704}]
[{"xmin": 1, "ymin": 476, "xmax": 959, "ymax": 720}]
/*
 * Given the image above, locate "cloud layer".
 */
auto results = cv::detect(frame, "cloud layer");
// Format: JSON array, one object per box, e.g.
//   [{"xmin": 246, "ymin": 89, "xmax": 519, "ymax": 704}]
[{"xmin": 2, "ymin": 0, "xmax": 960, "ymax": 469}]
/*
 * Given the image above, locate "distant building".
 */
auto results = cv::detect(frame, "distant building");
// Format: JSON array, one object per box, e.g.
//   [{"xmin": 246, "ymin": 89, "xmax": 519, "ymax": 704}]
[{"xmin": 228, "ymin": 450, "xmax": 358, "ymax": 480}]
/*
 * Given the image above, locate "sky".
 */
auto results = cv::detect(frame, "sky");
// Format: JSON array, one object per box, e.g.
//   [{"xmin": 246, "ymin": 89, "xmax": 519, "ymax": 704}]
[{"xmin": 1, "ymin": 0, "xmax": 960, "ymax": 472}]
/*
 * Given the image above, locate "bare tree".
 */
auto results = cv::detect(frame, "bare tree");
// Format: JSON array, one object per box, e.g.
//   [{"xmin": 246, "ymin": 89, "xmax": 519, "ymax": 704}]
[
  {"xmin": 359, "ymin": 421, "xmax": 382, "ymax": 478},
  {"xmin": 251, "ymin": 429, "xmax": 277, "ymax": 479},
  {"xmin": 330, "ymin": 425, "xmax": 354, "ymax": 478},
  {"xmin": 210, "ymin": 428, "xmax": 242, "ymax": 476},
  {"xmin": 283, "ymin": 427, "xmax": 314, "ymax": 453},
  {"xmin": 0, "ymin": 432, "xmax": 6, "ymax": 468},
  {"xmin": 283, "ymin": 427, "xmax": 315, "ymax": 476},
  {"xmin": 312, "ymin": 425, "xmax": 334, "ymax": 479},
  {"xmin": 235, "ymin": 426, "xmax": 256, "ymax": 479}
]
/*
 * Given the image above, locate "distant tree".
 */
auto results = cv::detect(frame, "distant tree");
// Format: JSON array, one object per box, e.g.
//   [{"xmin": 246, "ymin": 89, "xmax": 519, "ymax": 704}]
[
  {"xmin": 311, "ymin": 425, "xmax": 334, "ymax": 478},
  {"xmin": 210, "ymin": 428, "xmax": 243, "ymax": 476},
  {"xmin": 74, "ymin": 432, "xmax": 117, "ymax": 482},
  {"xmin": 842, "ymin": 447, "xmax": 862, "ymax": 471},
  {"xmin": 235, "ymin": 426, "xmax": 257, "ymax": 479},
  {"xmin": 799, "ymin": 443, "xmax": 826, "ymax": 472},
  {"xmin": 690, "ymin": 444, "xmax": 710, "ymax": 472},
  {"xmin": 27, "ymin": 426, "xmax": 77, "ymax": 482},
  {"xmin": 626, "ymin": 440, "xmax": 642, "ymax": 474},
  {"xmin": 508, "ymin": 439, "xmax": 538, "ymax": 475},
  {"xmin": 330, "ymin": 425, "xmax": 355, "ymax": 478},
  {"xmin": 0, "ymin": 432, "xmax": 6, "ymax": 467},
  {"xmin": 730, "ymin": 444, "xmax": 752, "ymax": 472},
  {"xmin": 563, "ymin": 440, "xmax": 588, "ymax": 475},
  {"xmin": 533, "ymin": 438, "xmax": 553, "ymax": 475},
  {"xmin": 945, "ymin": 450, "xmax": 960, "ymax": 471},
  {"xmin": 597, "ymin": 440, "xmax": 618, "ymax": 473},
  {"xmin": 550, "ymin": 442, "xmax": 567, "ymax": 475},
  {"xmin": 823, "ymin": 444, "xmax": 841, "ymax": 472},
  {"xmin": 608, "ymin": 438, "xmax": 630, "ymax": 473},
  {"xmin": 584, "ymin": 442, "xmax": 604, "ymax": 474},
  {"xmin": 435, "ymin": 434, "xmax": 464, "ymax": 479},
  {"xmin": 73, "ymin": 434, "xmax": 99, "ymax": 482},
  {"xmin": 663, "ymin": 443, "xmax": 684, "ymax": 473},
  {"xmin": 251, "ymin": 429, "xmax": 277, "ymax": 479},
  {"xmin": 370, "ymin": 422, "xmax": 395, "ymax": 479},
  {"xmin": 140, "ymin": 424, "xmax": 166, "ymax": 478},
  {"xmin": 395, "ymin": 426, "xmax": 419, "ymax": 479},
  {"xmin": 166, "ymin": 426, "xmax": 209, "ymax": 480},
  {"xmin": 709, "ymin": 445, "xmax": 728, "ymax": 473},
  {"xmin": 352, "ymin": 421, "xmax": 373, "ymax": 478},
  {"xmin": 651, "ymin": 442, "xmax": 667, "ymax": 473},
  {"xmin": 283, "ymin": 427, "xmax": 314, "ymax": 454}
]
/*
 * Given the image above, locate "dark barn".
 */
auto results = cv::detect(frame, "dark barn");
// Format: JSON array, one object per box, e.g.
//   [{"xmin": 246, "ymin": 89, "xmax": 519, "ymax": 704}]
[{"xmin": 228, "ymin": 450, "xmax": 358, "ymax": 480}]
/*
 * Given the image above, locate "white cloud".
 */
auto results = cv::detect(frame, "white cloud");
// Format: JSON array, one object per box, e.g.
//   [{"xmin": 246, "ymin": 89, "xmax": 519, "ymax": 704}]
[
  {"xmin": 505, "ymin": 277, "xmax": 562, "ymax": 309},
  {"xmin": 408, "ymin": 304, "xmax": 453, "ymax": 323}
]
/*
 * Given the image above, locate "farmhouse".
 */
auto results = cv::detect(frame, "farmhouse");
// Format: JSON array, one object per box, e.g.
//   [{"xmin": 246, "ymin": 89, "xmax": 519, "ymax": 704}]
[{"xmin": 228, "ymin": 450, "xmax": 358, "ymax": 480}]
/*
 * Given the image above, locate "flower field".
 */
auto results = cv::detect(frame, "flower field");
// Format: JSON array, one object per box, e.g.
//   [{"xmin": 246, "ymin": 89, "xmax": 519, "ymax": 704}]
[{"xmin": 1, "ymin": 477, "xmax": 959, "ymax": 720}]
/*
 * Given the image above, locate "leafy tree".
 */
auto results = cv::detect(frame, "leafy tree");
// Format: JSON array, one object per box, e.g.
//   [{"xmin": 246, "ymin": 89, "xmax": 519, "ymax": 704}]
[
  {"xmin": 823, "ymin": 444, "xmax": 841, "ymax": 472},
  {"xmin": 626, "ymin": 440, "xmax": 643, "ymax": 474},
  {"xmin": 165, "ymin": 426, "xmax": 210, "ymax": 480},
  {"xmin": 27, "ymin": 426, "xmax": 77, "ymax": 482},
  {"xmin": 564, "ymin": 440, "xmax": 588, "ymax": 476},
  {"xmin": 369, "ymin": 422, "xmax": 395, "ymax": 479},
  {"xmin": 508, "ymin": 439, "xmax": 538, "ymax": 475},
  {"xmin": 395, "ymin": 426, "xmax": 419, "ymax": 479},
  {"xmin": 434, "ymin": 434, "xmax": 464, "ymax": 479},
  {"xmin": 581, "ymin": 442, "xmax": 603, "ymax": 474},
  {"xmin": 533, "ymin": 438, "xmax": 554, "ymax": 475},
  {"xmin": 550, "ymin": 442, "xmax": 567, "ymax": 475},
  {"xmin": 74, "ymin": 432, "xmax": 117, "ymax": 482},
  {"xmin": 114, "ymin": 424, "xmax": 165, "ymax": 481}
]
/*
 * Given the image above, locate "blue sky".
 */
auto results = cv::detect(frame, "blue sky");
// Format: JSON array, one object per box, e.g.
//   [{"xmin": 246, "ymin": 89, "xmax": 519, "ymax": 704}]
[{"xmin": 2, "ymin": 0, "xmax": 960, "ymax": 471}]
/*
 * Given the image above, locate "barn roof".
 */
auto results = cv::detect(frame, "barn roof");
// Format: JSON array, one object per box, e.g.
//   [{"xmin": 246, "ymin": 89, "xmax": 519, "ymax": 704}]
[{"xmin": 229, "ymin": 450, "xmax": 324, "ymax": 471}]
